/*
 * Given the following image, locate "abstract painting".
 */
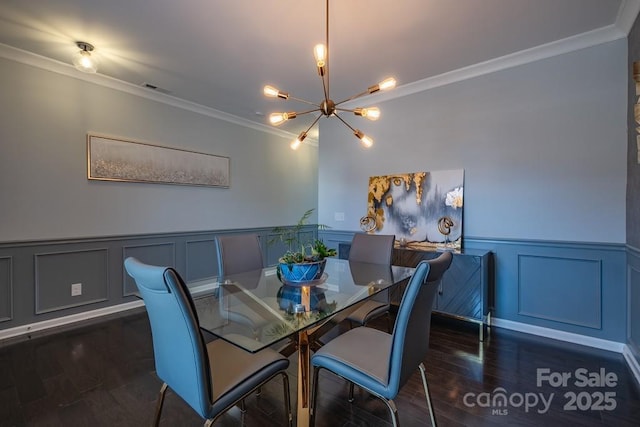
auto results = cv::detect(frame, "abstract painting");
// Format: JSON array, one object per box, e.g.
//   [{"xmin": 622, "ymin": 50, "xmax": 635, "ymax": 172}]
[
  {"xmin": 87, "ymin": 134, "xmax": 230, "ymax": 188},
  {"xmin": 364, "ymin": 169, "xmax": 464, "ymax": 250}
]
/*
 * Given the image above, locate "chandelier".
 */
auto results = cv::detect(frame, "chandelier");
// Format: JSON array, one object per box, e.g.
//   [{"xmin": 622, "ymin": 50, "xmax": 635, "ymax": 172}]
[{"xmin": 263, "ymin": 0, "xmax": 396, "ymax": 150}]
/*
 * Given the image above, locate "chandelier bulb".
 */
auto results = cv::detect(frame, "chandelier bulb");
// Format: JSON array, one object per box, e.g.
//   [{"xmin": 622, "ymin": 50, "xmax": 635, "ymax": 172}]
[
  {"xmin": 354, "ymin": 130, "xmax": 373, "ymax": 148},
  {"xmin": 291, "ymin": 131, "xmax": 307, "ymax": 150},
  {"xmin": 314, "ymin": 44, "xmax": 327, "ymax": 76},
  {"xmin": 354, "ymin": 107, "xmax": 381, "ymax": 121},
  {"xmin": 368, "ymin": 77, "xmax": 396, "ymax": 94},
  {"xmin": 269, "ymin": 112, "xmax": 297, "ymax": 126},
  {"xmin": 264, "ymin": 85, "xmax": 289, "ymax": 100}
]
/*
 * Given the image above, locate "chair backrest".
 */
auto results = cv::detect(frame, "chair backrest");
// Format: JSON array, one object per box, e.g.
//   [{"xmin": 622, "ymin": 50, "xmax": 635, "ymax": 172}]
[
  {"xmin": 216, "ymin": 233, "xmax": 264, "ymax": 278},
  {"xmin": 389, "ymin": 251, "xmax": 453, "ymax": 394},
  {"xmin": 349, "ymin": 233, "xmax": 395, "ymax": 303},
  {"xmin": 124, "ymin": 257, "xmax": 212, "ymax": 418},
  {"xmin": 348, "ymin": 261, "xmax": 393, "ymax": 286},
  {"xmin": 348, "ymin": 233, "xmax": 395, "ymax": 265}
]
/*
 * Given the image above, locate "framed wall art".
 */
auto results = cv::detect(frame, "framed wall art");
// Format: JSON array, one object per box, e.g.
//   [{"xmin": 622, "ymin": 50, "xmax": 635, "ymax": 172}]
[
  {"xmin": 87, "ymin": 134, "xmax": 230, "ymax": 188},
  {"xmin": 363, "ymin": 169, "xmax": 464, "ymax": 250}
]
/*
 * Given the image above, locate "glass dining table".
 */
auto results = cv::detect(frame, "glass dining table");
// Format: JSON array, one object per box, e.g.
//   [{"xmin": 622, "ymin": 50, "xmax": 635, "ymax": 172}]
[{"xmin": 190, "ymin": 257, "xmax": 414, "ymax": 427}]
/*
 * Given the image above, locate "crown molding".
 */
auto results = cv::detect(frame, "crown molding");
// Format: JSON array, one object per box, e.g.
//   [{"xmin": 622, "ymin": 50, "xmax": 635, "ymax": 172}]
[
  {"xmin": 0, "ymin": 42, "xmax": 319, "ymax": 147},
  {"xmin": 616, "ymin": 0, "xmax": 640, "ymax": 35}
]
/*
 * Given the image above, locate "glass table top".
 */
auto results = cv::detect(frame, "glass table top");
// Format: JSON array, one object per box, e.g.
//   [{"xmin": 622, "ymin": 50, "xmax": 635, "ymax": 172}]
[{"xmin": 192, "ymin": 258, "xmax": 414, "ymax": 353}]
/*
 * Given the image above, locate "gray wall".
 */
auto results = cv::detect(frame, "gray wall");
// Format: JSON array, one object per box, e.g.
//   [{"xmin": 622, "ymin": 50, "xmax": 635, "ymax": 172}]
[
  {"xmin": 0, "ymin": 57, "xmax": 319, "ymax": 242},
  {"xmin": 318, "ymin": 40, "xmax": 627, "ymax": 243}
]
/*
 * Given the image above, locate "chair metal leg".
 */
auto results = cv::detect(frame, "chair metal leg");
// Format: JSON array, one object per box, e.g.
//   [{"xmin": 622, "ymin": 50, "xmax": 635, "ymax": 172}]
[
  {"xmin": 153, "ymin": 383, "xmax": 169, "ymax": 427},
  {"xmin": 382, "ymin": 398, "xmax": 400, "ymax": 427},
  {"xmin": 419, "ymin": 363, "xmax": 438, "ymax": 427},
  {"xmin": 239, "ymin": 398, "xmax": 246, "ymax": 413},
  {"xmin": 348, "ymin": 382, "xmax": 355, "ymax": 402},
  {"xmin": 204, "ymin": 420, "xmax": 214, "ymax": 427},
  {"xmin": 282, "ymin": 372, "xmax": 293, "ymax": 427},
  {"xmin": 310, "ymin": 367, "xmax": 321, "ymax": 427}
]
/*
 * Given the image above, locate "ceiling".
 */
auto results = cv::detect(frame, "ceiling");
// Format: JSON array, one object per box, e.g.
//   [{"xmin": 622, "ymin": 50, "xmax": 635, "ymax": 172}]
[{"xmin": 0, "ymin": 0, "xmax": 635, "ymax": 141}]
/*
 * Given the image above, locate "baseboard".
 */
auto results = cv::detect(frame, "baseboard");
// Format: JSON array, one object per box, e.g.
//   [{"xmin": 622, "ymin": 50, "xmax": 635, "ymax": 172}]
[
  {"xmin": 0, "ymin": 281, "xmax": 223, "ymax": 342},
  {"xmin": 623, "ymin": 345, "xmax": 640, "ymax": 386},
  {"xmin": 0, "ymin": 300, "xmax": 145, "ymax": 342},
  {"xmin": 492, "ymin": 317, "xmax": 625, "ymax": 353}
]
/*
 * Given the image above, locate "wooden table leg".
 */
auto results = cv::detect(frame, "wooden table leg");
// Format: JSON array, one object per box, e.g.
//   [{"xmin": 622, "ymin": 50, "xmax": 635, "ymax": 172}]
[{"xmin": 296, "ymin": 330, "xmax": 311, "ymax": 427}]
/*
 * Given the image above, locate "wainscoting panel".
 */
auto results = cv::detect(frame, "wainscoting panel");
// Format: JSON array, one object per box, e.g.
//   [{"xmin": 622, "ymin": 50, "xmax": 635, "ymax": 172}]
[
  {"xmin": 321, "ymin": 230, "xmax": 627, "ymax": 342},
  {"xmin": 518, "ymin": 254, "xmax": 602, "ymax": 328},
  {"xmin": 265, "ymin": 232, "xmax": 287, "ymax": 266},
  {"xmin": 0, "ymin": 226, "xmax": 322, "ymax": 334},
  {"xmin": 35, "ymin": 249, "xmax": 109, "ymax": 314},
  {"xmin": 122, "ymin": 243, "xmax": 176, "ymax": 296},
  {"xmin": 2, "ymin": 228, "xmax": 623, "ymax": 344},
  {"xmin": 465, "ymin": 238, "xmax": 626, "ymax": 342},
  {"xmin": 185, "ymin": 239, "xmax": 217, "ymax": 282},
  {"xmin": 0, "ymin": 256, "xmax": 12, "ymax": 322}
]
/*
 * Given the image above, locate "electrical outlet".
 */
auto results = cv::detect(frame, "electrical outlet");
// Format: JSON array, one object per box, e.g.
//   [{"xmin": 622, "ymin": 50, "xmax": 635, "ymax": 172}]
[
  {"xmin": 71, "ymin": 283, "xmax": 82, "ymax": 297},
  {"xmin": 334, "ymin": 212, "xmax": 345, "ymax": 221}
]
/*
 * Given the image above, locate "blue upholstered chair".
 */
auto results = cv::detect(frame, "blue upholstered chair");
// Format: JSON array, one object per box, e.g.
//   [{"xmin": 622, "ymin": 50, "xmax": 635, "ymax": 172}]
[
  {"xmin": 310, "ymin": 252, "xmax": 453, "ymax": 427},
  {"xmin": 345, "ymin": 233, "xmax": 395, "ymax": 332},
  {"xmin": 124, "ymin": 257, "xmax": 292, "ymax": 427}
]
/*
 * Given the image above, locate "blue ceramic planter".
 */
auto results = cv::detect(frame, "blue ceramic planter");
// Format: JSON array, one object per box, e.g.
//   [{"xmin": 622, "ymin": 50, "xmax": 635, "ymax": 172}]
[{"xmin": 277, "ymin": 259, "xmax": 326, "ymax": 284}]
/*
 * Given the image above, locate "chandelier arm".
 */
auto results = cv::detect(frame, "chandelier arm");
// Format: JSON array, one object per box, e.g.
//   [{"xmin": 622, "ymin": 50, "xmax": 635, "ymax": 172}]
[
  {"xmin": 334, "ymin": 90, "xmax": 370, "ymax": 106},
  {"xmin": 325, "ymin": 0, "xmax": 330, "ymax": 97},
  {"xmin": 320, "ymin": 74, "xmax": 330, "ymax": 103},
  {"xmin": 293, "ymin": 108, "xmax": 323, "ymax": 117},
  {"xmin": 304, "ymin": 114, "xmax": 323, "ymax": 134},
  {"xmin": 334, "ymin": 107, "xmax": 356, "ymax": 113},
  {"xmin": 287, "ymin": 95, "xmax": 322, "ymax": 108},
  {"xmin": 333, "ymin": 113, "xmax": 357, "ymax": 133}
]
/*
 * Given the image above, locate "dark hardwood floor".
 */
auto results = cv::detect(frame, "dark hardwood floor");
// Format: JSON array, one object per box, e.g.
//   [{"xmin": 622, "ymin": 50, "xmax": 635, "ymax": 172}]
[{"xmin": 1, "ymin": 310, "xmax": 639, "ymax": 427}]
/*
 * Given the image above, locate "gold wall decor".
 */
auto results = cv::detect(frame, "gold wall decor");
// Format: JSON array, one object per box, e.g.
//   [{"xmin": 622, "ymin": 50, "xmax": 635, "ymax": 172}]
[{"xmin": 365, "ymin": 169, "xmax": 464, "ymax": 250}]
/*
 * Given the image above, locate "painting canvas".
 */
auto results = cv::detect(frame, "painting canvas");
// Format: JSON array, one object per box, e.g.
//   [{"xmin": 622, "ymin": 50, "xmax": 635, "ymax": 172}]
[
  {"xmin": 365, "ymin": 169, "xmax": 464, "ymax": 250},
  {"xmin": 87, "ymin": 134, "xmax": 230, "ymax": 188}
]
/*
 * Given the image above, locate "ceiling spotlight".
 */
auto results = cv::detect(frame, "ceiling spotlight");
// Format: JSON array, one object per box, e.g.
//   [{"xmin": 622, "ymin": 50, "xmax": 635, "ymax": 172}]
[
  {"xmin": 263, "ymin": 0, "xmax": 396, "ymax": 149},
  {"xmin": 73, "ymin": 41, "xmax": 98, "ymax": 73}
]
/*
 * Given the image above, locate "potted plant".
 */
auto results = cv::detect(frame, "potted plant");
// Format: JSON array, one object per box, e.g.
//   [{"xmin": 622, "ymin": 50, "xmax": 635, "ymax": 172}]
[{"xmin": 270, "ymin": 209, "xmax": 337, "ymax": 284}]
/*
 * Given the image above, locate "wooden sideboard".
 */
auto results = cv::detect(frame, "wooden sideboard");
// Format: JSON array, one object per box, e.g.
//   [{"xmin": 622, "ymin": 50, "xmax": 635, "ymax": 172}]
[{"xmin": 339, "ymin": 243, "xmax": 493, "ymax": 340}]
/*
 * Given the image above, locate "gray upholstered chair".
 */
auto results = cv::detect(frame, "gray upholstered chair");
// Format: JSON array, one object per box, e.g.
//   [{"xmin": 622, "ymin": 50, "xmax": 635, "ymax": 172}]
[
  {"xmin": 124, "ymin": 257, "xmax": 292, "ymax": 427},
  {"xmin": 216, "ymin": 233, "xmax": 264, "ymax": 277},
  {"xmin": 215, "ymin": 234, "xmax": 269, "ymax": 336},
  {"xmin": 310, "ymin": 251, "xmax": 453, "ymax": 427},
  {"xmin": 345, "ymin": 233, "xmax": 395, "ymax": 332}
]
